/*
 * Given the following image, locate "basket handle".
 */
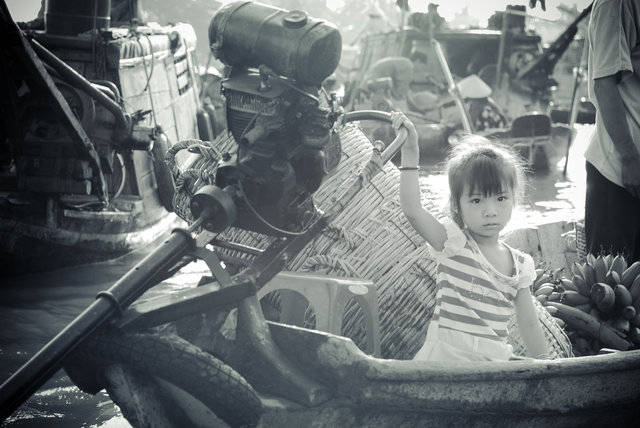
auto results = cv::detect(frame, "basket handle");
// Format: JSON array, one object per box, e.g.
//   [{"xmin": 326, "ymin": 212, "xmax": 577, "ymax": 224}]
[{"xmin": 341, "ymin": 110, "xmax": 409, "ymax": 164}]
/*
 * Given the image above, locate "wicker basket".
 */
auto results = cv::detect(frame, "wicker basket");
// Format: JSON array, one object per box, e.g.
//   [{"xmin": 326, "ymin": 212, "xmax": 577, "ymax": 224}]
[
  {"xmin": 575, "ymin": 219, "xmax": 587, "ymax": 261},
  {"xmin": 168, "ymin": 124, "xmax": 573, "ymax": 360}
]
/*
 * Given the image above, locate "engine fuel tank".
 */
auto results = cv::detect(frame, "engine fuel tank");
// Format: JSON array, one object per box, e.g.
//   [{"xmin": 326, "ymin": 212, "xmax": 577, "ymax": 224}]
[{"xmin": 209, "ymin": 1, "xmax": 341, "ymax": 86}]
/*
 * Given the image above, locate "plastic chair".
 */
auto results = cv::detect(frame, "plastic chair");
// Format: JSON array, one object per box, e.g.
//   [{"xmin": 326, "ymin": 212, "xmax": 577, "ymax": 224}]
[
  {"xmin": 258, "ymin": 271, "xmax": 381, "ymax": 357},
  {"xmin": 510, "ymin": 113, "xmax": 552, "ymax": 167}
]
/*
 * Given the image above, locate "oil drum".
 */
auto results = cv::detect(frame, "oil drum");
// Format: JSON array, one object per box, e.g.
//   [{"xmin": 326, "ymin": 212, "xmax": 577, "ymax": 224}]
[
  {"xmin": 45, "ymin": 0, "xmax": 111, "ymax": 36},
  {"xmin": 208, "ymin": 1, "xmax": 341, "ymax": 86}
]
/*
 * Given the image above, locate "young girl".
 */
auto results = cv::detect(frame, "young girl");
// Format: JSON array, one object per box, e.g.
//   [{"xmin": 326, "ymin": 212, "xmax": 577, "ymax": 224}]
[{"xmin": 391, "ymin": 111, "xmax": 549, "ymax": 361}]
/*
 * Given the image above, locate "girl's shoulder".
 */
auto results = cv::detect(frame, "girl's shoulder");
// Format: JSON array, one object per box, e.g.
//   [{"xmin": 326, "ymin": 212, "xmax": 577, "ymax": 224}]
[
  {"xmin": 431, "ymin": 216, "xmax": 468, "ymax": 258},
  {"xmin": 503, "ymin": 243, "xmax": 536, "ymax": 288}
]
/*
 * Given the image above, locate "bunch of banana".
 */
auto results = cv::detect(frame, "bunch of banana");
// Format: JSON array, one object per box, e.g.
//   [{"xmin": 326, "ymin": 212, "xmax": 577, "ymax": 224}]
[{"xmin": 532, "ymin": 254, "xmax": 640, "ymax": 356}]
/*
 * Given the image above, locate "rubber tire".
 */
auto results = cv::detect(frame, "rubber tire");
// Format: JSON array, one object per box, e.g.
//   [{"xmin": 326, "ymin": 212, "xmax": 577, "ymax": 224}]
[
  {"xmin": 151, "ymin": 132, "xmax": 177, "ymax": 212},
  {"xmin": 67, "ymin": 328, "xmax": 262, "ymax": 428}
]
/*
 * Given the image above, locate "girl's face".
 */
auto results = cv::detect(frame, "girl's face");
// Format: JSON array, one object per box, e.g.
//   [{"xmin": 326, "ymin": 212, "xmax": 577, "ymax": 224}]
[{"xmin": 458, "ymin": 184, "xmax": 514, "ymax": 241}]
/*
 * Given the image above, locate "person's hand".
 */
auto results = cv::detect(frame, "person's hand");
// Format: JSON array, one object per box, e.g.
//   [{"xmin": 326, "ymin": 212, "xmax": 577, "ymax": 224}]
[
  {"xmin": 390, "ymin": 111, "xmax": 419, "ymax": 159},
  {"xmin": 622, "ymin": 156, "xmax": 640, "ymax": 198},
  {"xmin": 529, "ymin": 0, "xmax": 546, "ymax": 11}
]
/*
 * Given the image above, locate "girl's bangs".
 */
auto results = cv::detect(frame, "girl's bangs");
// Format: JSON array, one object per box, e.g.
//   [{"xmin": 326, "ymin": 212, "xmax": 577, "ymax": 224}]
[{"xmin": 463, "ymin": 155, "xmax": 515, "ymax": 196}]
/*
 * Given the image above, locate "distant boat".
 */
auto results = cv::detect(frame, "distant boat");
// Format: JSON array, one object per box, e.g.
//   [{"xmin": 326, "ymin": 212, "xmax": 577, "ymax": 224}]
[{"xmin": 341, "ymin": 4, "xmax": 593, "ymax": 171}]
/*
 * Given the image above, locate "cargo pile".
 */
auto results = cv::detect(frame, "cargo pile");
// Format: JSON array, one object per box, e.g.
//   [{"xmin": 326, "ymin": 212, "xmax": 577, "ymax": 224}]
[{"xmin": 533, "ymin": 254, "xmax": 640, "ymax": 356}]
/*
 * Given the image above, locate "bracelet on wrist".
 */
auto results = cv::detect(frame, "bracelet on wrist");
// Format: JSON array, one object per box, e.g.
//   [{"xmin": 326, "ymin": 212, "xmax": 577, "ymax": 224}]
[{"xmin": 398, "ymin": 166, "xmax": 420, "ymax": 171}]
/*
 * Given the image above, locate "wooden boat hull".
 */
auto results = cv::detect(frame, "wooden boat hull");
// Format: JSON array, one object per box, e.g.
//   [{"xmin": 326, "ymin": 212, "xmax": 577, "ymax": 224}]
[
  {"xmin": 259, "ymin": 322, "xmax": 640, "ymax": 427},
  {"xmin": 0, "ymin": 201, "xmax": 180, "ymax": 275}
]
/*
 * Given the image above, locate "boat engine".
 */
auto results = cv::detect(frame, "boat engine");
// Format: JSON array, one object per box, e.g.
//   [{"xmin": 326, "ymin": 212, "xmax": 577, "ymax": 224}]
[{"xmin": 203, "ymin": 1, "xmax": 343, "ymax": 235}]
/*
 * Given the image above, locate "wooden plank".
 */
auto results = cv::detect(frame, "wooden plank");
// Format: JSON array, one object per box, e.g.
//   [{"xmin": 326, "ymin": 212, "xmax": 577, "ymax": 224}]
[{"xmin": 504, "ymin": 221, "xmax": 579, "ymax": 272}]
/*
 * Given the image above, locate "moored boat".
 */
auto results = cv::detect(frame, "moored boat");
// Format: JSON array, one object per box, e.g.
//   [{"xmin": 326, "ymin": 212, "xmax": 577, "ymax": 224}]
[{"xmin": 0, "ymin": 0, "xmax": 210, "ymax": 275}]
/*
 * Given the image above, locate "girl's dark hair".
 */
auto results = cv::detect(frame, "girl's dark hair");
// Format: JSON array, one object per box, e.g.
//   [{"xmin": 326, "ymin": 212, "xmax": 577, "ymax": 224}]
[{"xmin": 445, "ymin": 135, "xmax": 527, "ymax": 227}]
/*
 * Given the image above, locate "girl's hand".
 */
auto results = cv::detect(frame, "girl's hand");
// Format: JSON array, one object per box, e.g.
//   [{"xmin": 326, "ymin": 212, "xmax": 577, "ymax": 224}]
[{"xmin": 390, "ymin": 111, "xmax": 419, "ymax": 159}]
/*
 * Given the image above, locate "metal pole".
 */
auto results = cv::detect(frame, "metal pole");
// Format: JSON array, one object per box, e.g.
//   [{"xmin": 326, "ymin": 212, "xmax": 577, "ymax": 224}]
[
  {"xmin": 431, "ymin": 39, "xmax": 474, "ymax": 133},
  {"xmin": 0, "ymin": 220, "xmax": 204, "ymax": 421},
  {"xmin": 563, "ymin": 36, "xmax": 589, "ymax": 176}
]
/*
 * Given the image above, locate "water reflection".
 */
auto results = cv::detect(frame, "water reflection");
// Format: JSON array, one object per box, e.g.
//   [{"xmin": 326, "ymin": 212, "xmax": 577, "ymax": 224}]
[{"xmin": 0, "ymin": 125, "xmax": 592, "ymax": 427}]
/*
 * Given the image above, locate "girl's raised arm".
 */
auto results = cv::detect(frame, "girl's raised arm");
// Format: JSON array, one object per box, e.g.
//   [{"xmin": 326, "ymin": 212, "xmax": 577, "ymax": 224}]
[{"xmin": 391, "ymin": 112, "xmax": 447, "ymax": 251}]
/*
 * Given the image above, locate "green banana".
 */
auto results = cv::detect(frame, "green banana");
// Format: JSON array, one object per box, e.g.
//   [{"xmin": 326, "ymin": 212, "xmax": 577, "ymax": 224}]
[
  {"xmin": 559, "ymin": 277, "xmax": 578, "ymax": 292},
  {"xmin": 532, "ymin": 273, "xmax": 552, "ymax": 292},
  {"xmin": 583, "ymin": 262, "xmax": 597, "ymax": 288},
  {"xmin": 609, "ymin": 254, "xmax": 627, "ymax": 278},
  {"xmin": 614, "ymin": 284, "xmax": 633, "ymax": 308},
  {"xmin": 604, "ymin": 253, "xmax": 614, "ymax": 271},
  {"xmin": 571, "ymin": 274, "xmax": 591, "ymax": 297},
  {"xmin": 548, "ymin": 291, "xmax": 562, "ymax": 302},
  {"xmin": 606, "ymin": 270, "xmax": 621, "ymax": 287},
  {"xmin": 560, "ymin": 290, "xmax": 591, "ymax": 306},
  {"xmin": 591, "ymin": 282, "xmax": 616, "ymax": 313},
  {"xmin": 573, "ymin": 336, "xmax": 593, "ymax": 355},
  {"xmin": 598, "ymin": 322, "xmax": 632, "ymax": 351},
  {"xmin": 593, "ymin": 255, "xmax": 608, "ymax": 284},
  {"xmin": 631, "ymin": 313, "xmax": 640, "ymax": 328},
  {"xmin": 551, "ymin": 267, "xmax": 565, "ymax": 282},
  {"xmin": 573, "ymin": 303, "xmax": 593, "ymax": 314},
  {"xmin": 621, "ymin": 305, "xmax": 637, "ymax": 321},
  {"xmin": 534, "ymin": 283, "xmax": 555, "ymax": 297},
  {"xmin": 629, "ymin": 327, "xmax": 640, "ymax": 346},
  {"xmin": 629, "ymin": 274, "xmax": 640, "ymax": 301},
  {"xmin": 547, "ymin": 301, "xmax": 632, "ymax": 351},
  {"xmin": 571, "ymin": 261, "xmax": 585, "ymax": 279},
  {"xmin": 553, "ymin": 317, "xmax": 567, "ymax": 329},
  {"xmin": 620, "ymin": 261, "xmax": 640, "ymax": 287},
  {"xmin": 612, "ymin": 317, "xmax": 630, "ymax": 333}
]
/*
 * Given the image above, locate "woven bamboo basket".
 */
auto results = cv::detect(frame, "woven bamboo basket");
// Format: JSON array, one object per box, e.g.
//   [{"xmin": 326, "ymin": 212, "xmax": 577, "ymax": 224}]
[
  {"xmin": 575, "ymin": 219, "xmax": 587, "ymax": 261},
  {"xmin": 168, "ymin": 124, "xmax": 573, "ymax": 360}
]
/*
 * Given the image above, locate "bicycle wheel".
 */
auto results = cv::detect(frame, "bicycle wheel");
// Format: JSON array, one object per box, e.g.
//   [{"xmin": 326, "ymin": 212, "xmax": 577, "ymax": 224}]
[{"xmin": 65, "ymin": 327, "xmax": 262, "ymax": 427}]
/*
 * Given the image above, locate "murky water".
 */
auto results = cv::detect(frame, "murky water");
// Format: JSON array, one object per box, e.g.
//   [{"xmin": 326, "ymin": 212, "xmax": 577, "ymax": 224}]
[
  {"xmin": 0, "ymin": 125, "xmax": 592, "ymax": 427},
  {"xmin": 0, "ymin": 244, "xmax": 211, "ymax": 427}
]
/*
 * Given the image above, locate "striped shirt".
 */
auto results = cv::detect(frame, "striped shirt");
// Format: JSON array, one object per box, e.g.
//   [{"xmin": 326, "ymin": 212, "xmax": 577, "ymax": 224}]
[{"xmin": 429, "ymin": 217, "xmax": 535, "ymax": 344}]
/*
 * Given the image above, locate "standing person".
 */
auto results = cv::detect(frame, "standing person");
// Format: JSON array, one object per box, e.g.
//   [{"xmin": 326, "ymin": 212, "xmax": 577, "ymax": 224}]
[
  {"xmin": 391, "ymin": 111, "xmax": 549, "ymax": 362},
  {"xmin": 585, "ymin": 0, "xmax": 640, "ymax": 263}
]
